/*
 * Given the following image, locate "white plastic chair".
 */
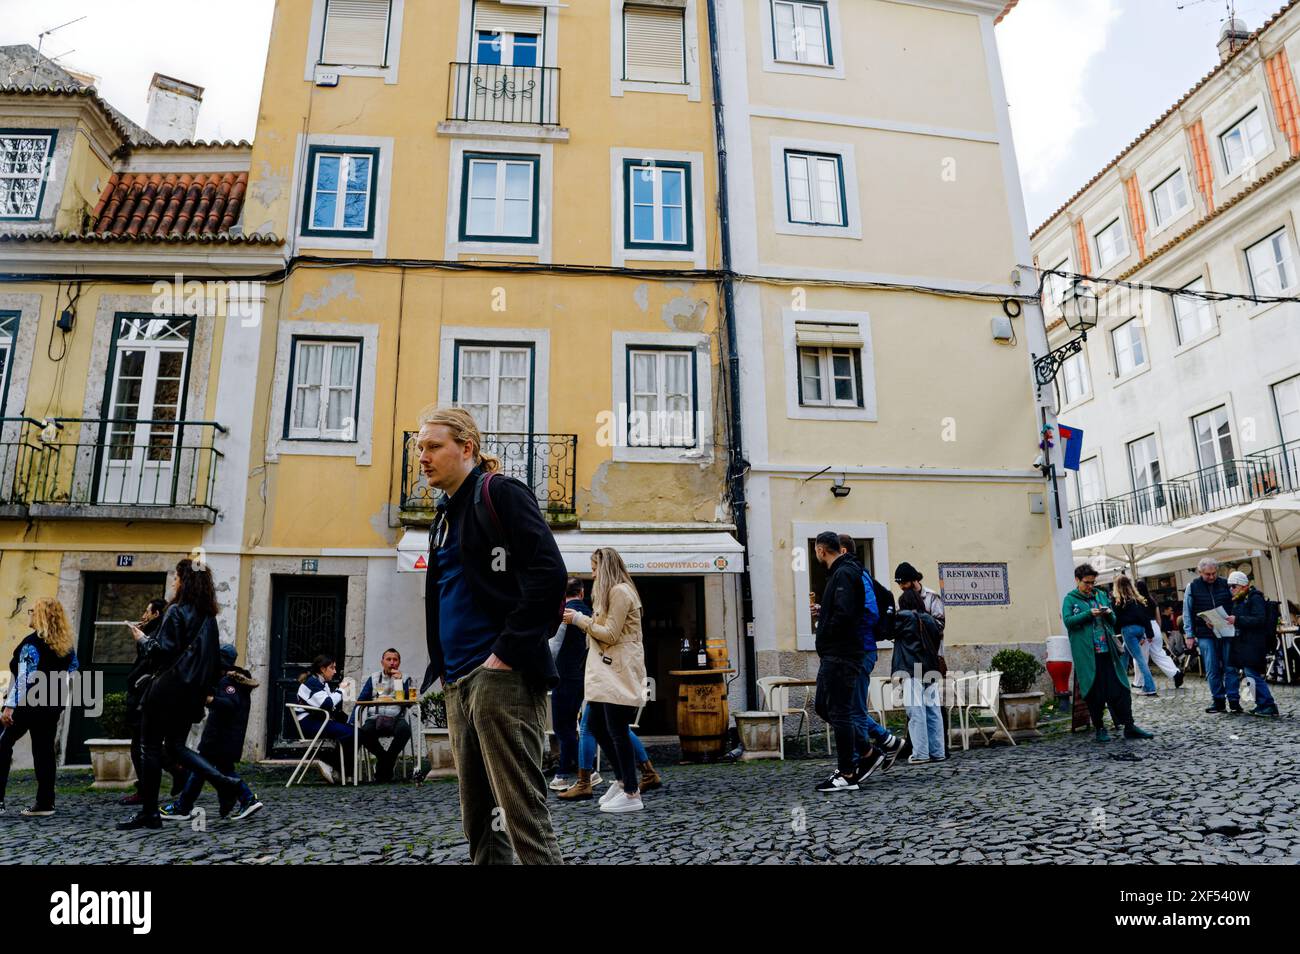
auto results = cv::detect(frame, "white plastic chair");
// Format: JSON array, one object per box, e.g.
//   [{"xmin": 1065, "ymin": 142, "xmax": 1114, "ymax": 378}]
[
  {"xmin": 757, "ymin": 675, "xmax": 829, "ymax": 756},
  {"xmin": 285, "ymin": 704, "xmax": 348, "ymax": 787},
  {"xmin": 953, "ymin": 671, "xmax": 1016, "ymax": 749}
]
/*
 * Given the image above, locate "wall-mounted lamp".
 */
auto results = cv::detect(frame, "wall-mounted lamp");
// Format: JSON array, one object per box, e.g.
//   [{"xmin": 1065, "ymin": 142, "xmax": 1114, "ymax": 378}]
[{"xmin": 829, "ymin": 475, "xmax": 851, "ymax": 498}]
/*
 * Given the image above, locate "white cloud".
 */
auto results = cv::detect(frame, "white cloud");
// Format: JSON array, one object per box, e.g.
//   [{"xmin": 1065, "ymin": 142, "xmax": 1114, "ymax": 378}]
[{"xmin": 999, "ymin": 0, "xmax": 1122, "ymax": 193}]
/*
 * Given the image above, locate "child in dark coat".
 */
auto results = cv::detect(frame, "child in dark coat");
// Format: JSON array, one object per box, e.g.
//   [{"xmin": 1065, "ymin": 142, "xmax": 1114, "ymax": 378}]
[{"xmin": 163, "ymin": 644, "xmax": 265, "ymax": 821}]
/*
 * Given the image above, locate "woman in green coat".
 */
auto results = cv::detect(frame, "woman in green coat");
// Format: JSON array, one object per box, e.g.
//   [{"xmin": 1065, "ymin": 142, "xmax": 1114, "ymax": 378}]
[{"xmin": 1062, "ymin": 563, "xmax": 1153, "ymax": 743}]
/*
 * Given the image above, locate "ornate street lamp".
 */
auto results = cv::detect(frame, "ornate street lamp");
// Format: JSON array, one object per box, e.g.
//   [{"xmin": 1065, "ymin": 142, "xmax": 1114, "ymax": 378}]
[{"xmin": 1034, "ymin": 278, "xmax": 1098, "ymax": 393}]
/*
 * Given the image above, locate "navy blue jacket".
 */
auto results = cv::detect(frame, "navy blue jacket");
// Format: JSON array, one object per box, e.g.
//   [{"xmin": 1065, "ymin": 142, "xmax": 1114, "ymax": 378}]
[
  {"xmin": 557, "ymin": 598, "xmax": 592, "ymax": 683},
  {"xmin": 199, "ymin": 668, "xmax": 257, "ymax": 764}
]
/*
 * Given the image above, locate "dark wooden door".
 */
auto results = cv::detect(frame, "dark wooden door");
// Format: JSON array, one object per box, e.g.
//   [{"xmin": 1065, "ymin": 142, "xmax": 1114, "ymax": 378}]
[
  {"xmin": 68, "ymin": 573, "xmax": 167, "ymax": 764},
  {"xmin": 266, "ymin": 576, "xmax": 348, "ymax": 756}
]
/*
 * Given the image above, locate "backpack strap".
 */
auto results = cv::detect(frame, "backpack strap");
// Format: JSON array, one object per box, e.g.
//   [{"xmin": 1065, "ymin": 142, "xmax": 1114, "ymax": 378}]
[{"xmin": 474, "ymin": 470, "xmax": 509, "ymax": 552}]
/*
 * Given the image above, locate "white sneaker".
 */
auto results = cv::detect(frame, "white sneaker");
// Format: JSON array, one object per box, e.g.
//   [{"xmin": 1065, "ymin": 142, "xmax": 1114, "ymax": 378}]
[
  {"xmin": 599, "ymin": 792, "xmax": 644, "ymax": 813},
  {"xmin": 316, "ymin": 762, "xmax": 335, "ymax": 785},
  {"xmin": 548, "ymin": 775, "xmax": 572, "ymax": 792},
  {"xmin": 598, "ymin": 783, "xmax": 625, "ymax": 806},
  {"xmin": 590, "ymin": 772, "xmax": 603, "ymax": 786}
]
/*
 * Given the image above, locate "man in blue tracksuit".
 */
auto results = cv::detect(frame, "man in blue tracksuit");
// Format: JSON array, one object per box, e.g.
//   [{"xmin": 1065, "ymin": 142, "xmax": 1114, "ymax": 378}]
[{"xmin": 840, "ymin": 534, "xmax": 904, "ymax": 772}]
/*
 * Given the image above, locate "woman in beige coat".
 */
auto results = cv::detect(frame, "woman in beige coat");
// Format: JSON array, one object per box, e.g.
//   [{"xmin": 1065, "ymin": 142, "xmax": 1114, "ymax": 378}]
[{"xmin": 563, "ymin": 547, "xmax": 648, "ymax": 814}]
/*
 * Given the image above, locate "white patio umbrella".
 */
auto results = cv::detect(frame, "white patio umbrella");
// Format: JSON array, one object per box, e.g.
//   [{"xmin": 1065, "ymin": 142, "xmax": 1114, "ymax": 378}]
[
  {"xmin": 1147, "ymin": 496, "xmax": 1300, "ymax": 680},
  {"xmin": 1071, "ymin": 524, "xmax": 1180, "ymax": 578}
]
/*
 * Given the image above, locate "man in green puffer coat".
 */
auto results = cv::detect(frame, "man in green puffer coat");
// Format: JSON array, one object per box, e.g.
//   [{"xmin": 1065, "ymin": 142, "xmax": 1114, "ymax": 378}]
[{"xmin": 1062, "ymin": 563, "xmax": 1154, "ymax": 743}]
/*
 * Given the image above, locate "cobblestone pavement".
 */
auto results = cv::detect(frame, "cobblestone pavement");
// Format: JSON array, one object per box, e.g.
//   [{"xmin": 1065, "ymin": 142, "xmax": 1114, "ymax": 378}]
[{"xmin": 2, "ymin": 678, "xmax": 1297, "ymax": 864}]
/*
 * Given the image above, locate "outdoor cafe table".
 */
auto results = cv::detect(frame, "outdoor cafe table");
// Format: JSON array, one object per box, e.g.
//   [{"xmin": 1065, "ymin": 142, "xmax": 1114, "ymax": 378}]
[{"xmin": 351, "ymin": 697, "xmax": 421, "ymax": 785}]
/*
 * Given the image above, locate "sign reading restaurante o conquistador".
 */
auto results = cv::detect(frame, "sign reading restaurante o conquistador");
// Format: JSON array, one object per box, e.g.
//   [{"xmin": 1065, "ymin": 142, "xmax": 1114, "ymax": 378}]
[{"xmin": 937, "ymin": 563, "xmax": 1010, "ymax": 606}]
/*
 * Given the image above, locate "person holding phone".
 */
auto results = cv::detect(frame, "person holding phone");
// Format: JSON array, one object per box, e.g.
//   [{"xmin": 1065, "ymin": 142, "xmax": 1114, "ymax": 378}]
[
  {"xmin": 1062, "ymin": 564, "xmax": 1153, "ymax": 743},
  {"xmin": 121, "ymin": 598, "xmax": 171, "ymax": 807}
]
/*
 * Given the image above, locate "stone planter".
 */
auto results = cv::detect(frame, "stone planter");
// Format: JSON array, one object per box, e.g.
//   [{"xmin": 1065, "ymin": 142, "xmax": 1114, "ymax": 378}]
[
  {"xmin": 422, "ymin": 728, "xmax": 456, "ymax": 779},
  {"xmin": 733, "ymin": 711, "xmax": 782, "ymax": 760},
  {"xmin": 85, "ymin": 739, "xmax": 136, "ymax": 790},
  {"xmin": 996, "ymin": 691, "xmax": 1044, "ymax": 741}
]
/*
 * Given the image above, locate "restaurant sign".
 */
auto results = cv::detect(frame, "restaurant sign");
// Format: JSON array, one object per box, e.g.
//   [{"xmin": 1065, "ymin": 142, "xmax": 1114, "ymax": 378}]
[{"xmin": 937, "ymin": 563, "xmax": 1010, "ymax": 606}]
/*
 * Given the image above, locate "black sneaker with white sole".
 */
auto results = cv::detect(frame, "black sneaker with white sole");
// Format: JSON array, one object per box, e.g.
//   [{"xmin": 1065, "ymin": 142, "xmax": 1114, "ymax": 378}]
[
  {"xmin": 855, "ymin": 748, "xmax": 886, "ymax": 783},
  {"xmin": 230, "ymin": 797, "xmax": 264, "ymax": 821},
  {"xmin": 879, "ymin": 734, "xmax": 904, "ymax": 770},
  {"xmin": 815, "ymin": 770, "xmax": 860, "ymax": 793}
]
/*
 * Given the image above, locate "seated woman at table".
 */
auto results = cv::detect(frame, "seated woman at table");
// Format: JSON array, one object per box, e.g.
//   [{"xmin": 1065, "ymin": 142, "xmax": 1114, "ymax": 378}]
[{"xmin": 295, "ymin": 655, "xmax": 384, "ymax": 784}]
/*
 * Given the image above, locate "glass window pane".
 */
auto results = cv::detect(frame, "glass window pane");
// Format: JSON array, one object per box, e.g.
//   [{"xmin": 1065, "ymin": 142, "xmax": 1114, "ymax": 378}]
[
  {"xmin": 504, "ymin": 163, "xmax": 532, "ymax": 200},
  {"xmin": 632, "ymin": 204, "xmax": 654, "ymax": 241},
  {"xmin": 294, "ymin": 386, "xmax": 320, "ymax": 429},
  {"xmin": 326, "ymin": 388, "xmax": 352, "ymax": 431},
  {"xmin": 476, "ymin": 31, "xmax": 502, "ymax": 64},
  {"xmin": 468, "ymin": 197, "xmax": 496, "ymax": 234},
  {"xmin": 632, "ymin": 352, "xmax": 657, "ymax": 392},
  {"xmin": 503, "ymin": 198, "xmax": 531, "ymax": 235},
  {"xmin": 316, "ymin": 156, "xmax": 339, "ymax": 193},
  {"xmin": 662, "ymin": 206, "xmax": 683, "ymax": 243},
  {"xmin": 312, "ymin": 192, "xmax": 336, "ymax": 229},
  {"xmin": 346, "ymin": 156, "xmax": 371, "ymax": 193},
  {"xmin": 469, "ymin": 161, "xmax": 498, "ymax": 198},
  {"xmin": 661, "ymin": 169, "xmax": 683, "ymax": 207},
  {"xmin": 632, "ymin": 167, "xmax": 655, "ymax": 204},
  {"xmin": 297, "ymin": 344, "xmax": 324, "ymax": 386},
  {"xmin": 774, "ymin": 3, "xmax": 796, "ymax": 59},
  {"xmin": 512, "ymin": 34, "xmax": 539, "ymax": 67},
  {"xmin": 330, "ymin": 345, "xmax": 357, "ymax": 387},
  {"xmin": 833, "ymin": 375, "xmax": 854, "ymax": 402},
  {"xmin": 342, "ymin": 191, "xmax": 368, "ymax": 229}
]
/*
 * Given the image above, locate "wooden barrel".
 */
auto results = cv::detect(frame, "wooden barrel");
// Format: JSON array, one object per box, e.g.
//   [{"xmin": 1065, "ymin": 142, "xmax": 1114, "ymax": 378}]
[
  {"xmin": 705, "ymin": 638, "xmax": 729, "ymax": 671},
  {"xmin": 676, "ymin": 675, "xmax": 729, "ymax": 760}
]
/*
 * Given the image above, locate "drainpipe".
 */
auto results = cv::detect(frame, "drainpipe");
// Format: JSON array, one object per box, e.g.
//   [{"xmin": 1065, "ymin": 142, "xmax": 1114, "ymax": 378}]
[{"xmin": 705, "ymin": 0, "xmax": 757, "ymax": 708}]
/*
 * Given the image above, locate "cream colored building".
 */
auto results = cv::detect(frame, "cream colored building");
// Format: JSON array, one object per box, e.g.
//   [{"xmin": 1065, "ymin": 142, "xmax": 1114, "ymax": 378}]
[
  {"xmin": 713, "ymin": 0, "xmax": 1073, "ymax": 678},
  {"xmin": 1031, "ymin": 3, "xmax": 1300, "ymax": 607}
]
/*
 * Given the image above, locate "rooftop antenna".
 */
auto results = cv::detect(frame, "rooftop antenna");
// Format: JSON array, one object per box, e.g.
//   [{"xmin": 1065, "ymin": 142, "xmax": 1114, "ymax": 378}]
[{"xmin": 36, "ymin": 16, "xmax": 87, "ymax": 55}]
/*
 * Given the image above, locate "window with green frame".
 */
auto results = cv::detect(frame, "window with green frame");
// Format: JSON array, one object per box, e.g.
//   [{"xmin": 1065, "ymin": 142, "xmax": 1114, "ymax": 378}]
[
  {"xmin": 300, "ymin": 145, "xmax": 380, "ymax": 239},
  {"xmin": 784, "ymin": 150, "xmax": 846, "ymax": 226},
  {"xmin": 624, "ymin": 159, "xmax": 692, "ymax": 251},
  {"xmin": 459, "ymin": 152, "xmax": 541, "ymax": 243},
  {"xmin": 0, "ymin": 129, "xmax": 57, "ymax": 220},
  {"xmin": 0, "ymin": 312, "xmax": 18, "ymax": 415}
]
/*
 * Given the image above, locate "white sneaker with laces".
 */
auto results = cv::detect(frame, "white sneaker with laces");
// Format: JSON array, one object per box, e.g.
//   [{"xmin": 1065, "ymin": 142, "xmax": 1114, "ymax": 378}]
[
  {"xmin": 599, "ymin": 792, "xmax": 644, "ymax": 813},
  {"xmin": 316, "ymin": 761, "xmax": 335, "ymax": 785},
  {"xmin": 548, "ymin": 775, "xmax": 572, "ymax": 792},
  {"xmin": 598, "ymin": 783, "xmax": 625, "ymax": 806},
  {"xmin": 590, "ymin": 772, "xmax": 603, "ymax": 786}
]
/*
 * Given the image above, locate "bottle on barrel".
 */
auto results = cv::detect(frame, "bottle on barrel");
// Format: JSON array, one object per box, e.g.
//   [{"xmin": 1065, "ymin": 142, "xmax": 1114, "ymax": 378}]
[
  {"xmin": 696, "ymin": 638, "xmax": 708, "ymax": 670},
  {"xmin": 680, "ymin": 634, "xmax": 693, "ymax": 670}
]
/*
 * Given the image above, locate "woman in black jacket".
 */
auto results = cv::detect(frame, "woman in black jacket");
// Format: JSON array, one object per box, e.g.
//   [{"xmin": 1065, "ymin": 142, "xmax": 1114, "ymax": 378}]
[
  {"xmin": 1113, "ymin": 575, "xmax": 1159, "ymax": 697},
  {"xmin": 118, "ymin": 559, "xmax": 243, "ymax": 831}
]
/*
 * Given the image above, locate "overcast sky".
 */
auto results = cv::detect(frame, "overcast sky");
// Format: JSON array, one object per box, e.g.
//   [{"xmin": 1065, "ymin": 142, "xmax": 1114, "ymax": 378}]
[{"xmin": 0, "ymin": 0, "xmax": 1282, "ymax": 229}]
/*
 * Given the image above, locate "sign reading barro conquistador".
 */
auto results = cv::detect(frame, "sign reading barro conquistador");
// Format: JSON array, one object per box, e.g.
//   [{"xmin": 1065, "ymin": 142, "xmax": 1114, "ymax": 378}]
[{"xmin": 937, "ymin": 563, "xmax": 1010, "ymax": 606}]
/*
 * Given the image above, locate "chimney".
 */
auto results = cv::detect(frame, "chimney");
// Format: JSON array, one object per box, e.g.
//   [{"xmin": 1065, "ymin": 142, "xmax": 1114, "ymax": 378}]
[
  {"xmin": 145, "ymin": 73, "xmax": 203, "ymax": 142},
  {"xmin": 1217, "ymin": 17, "xmax": 1252, "ymax": 62}
]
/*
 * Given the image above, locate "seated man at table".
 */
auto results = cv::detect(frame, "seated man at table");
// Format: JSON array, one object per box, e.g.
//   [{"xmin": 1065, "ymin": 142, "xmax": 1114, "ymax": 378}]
[{"xmin": 353, "ymin": 648, "xmax": 415, "ymax": 782}]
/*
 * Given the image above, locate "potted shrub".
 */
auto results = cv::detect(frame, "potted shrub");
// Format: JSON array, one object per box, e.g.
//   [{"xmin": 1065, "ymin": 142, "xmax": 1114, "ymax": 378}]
[
  {"xmin": 420, "ymin": 692, "xmax": 456, "ymax": 779},
  {"xmin": 85, "ymin": 691, "xmax": 136, "ymax": 790},
  {"xmin": 990, "ymin": 649, "xmax": 1046, "ymax": 740}
]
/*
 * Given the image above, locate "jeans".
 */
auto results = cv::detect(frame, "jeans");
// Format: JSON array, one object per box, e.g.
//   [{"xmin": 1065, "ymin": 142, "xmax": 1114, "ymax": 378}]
[
  {"xmin": 1197, "ymin": 636, "xmax": 1240, "ymax": 702},
  {"xmin": 0, "ymin": 706, "xmax": 61, "ymax": 809},
  {"xmin": 851, "ymin": 651, "xmax": 890, "ymax": 759},
  {"xmin": 1242, "ymin": 667, "xmax": 1275, "ymax": 708},
  {"xmin": 578, "ymin": 702, "xmax": 647, "ymax": 770},
  {"xmin": 586, "ymin": 701, "xmax": 640, "ymax": 794},
  {"xmin": 551, "ymin": 679, "xmax": 583, "ymax": 774},
  {"xmin": 1122, "ymin": 625, "xmax": 1157, "ymax": 693},
  {"xmin": 901, "ymin": 677, "xmax": 945, "ymax": 760},
  {"xmin": 445, "ymin": 666, "xmax": 563, "ymax": 865},
  {"xmin": 814, "ymin": 655, "xmax": 867, "ymax": 774}
]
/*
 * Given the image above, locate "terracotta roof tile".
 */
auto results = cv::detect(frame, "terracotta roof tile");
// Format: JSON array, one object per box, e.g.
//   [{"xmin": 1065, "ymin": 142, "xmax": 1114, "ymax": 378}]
[
  {"xmin": 997, "ymin": 1, "xmax": 1019, "ymax": 24},
  {"xmin": 0, "ymin": 230, "xmax": 280, "ymax": 246},
  {"xmin": 90, "ymin": 172, "xmax": 249, "ymax": 239},
  {"xmin": 1030, "ymin": 0, "xmax": 1300, "ymax": 239}
]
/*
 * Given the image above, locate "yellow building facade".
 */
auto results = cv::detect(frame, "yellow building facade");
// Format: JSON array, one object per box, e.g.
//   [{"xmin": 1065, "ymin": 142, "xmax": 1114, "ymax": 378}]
[{"xmin": 713, "ymin": 0, "xmax": 1073, "ymax": 676}]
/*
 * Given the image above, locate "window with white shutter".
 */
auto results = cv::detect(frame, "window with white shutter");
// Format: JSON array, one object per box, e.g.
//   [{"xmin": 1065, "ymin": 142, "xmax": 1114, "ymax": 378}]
[
  {"xmin": 623, "ymin": 5, "xmax": 687, "ymax": 84},
  {"xmin": 320, "ymin": 0, "xmax": 392, "ymax": 67}
]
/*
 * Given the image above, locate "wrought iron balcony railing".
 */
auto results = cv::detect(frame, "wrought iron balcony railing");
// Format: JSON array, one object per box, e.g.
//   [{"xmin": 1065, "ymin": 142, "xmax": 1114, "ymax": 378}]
[
  {"xmin": 1068, "ymin": 441, "xmax": 1300, "ymax": 539},
  {"xmin": 447, "ymin": 62, "xmax": 560, "ymax": 125},
  {"xmin": 0, "ymin": 417, "xmax": 225, "ymax": 519},
  {"xmin": 401, "ymin": 431, "xmax": 576, "ymax": 519}
]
